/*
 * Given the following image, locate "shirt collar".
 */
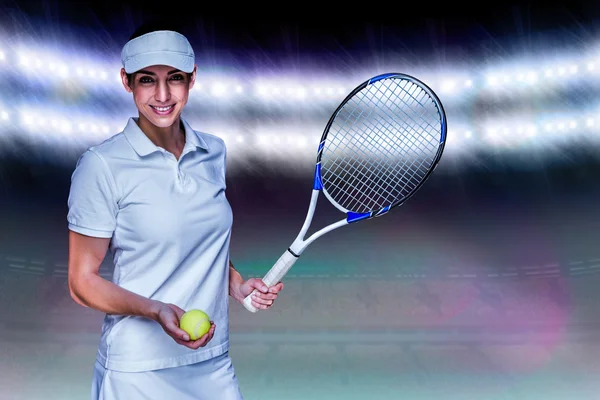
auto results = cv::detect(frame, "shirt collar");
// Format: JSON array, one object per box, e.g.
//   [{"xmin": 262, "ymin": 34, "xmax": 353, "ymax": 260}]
[
  {"xmin": 124, "ymin": 117, "xmax": 209, "ymax": 157},
  {"xmin": 181, "ymin": 117, "xmax": 209, "ymax": 152}
]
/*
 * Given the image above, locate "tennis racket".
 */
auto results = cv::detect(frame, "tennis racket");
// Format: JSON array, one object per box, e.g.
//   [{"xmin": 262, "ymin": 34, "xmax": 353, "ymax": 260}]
[{"xmin": 243, "ymin": 72, "xmax": 447, "ymax": 313}]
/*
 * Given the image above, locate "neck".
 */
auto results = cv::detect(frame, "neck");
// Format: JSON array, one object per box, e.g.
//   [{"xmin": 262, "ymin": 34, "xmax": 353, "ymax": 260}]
[{"xmin": 137, "ymin": 115, "xmax": 185, "ymax": 157}]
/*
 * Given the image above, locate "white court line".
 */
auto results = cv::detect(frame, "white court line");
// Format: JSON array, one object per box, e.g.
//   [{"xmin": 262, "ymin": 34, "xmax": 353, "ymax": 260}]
[
  {"xmin": 522, "ymin": 265, "xmax": 540, "ymax": 270},
  {"xmin": 5, "ymin": 254, "xmax": 600, "ymax": 280},
  {"xmin": 543, "ymin": 263, "xmax": 559, "ymax": 268},
  {"xmin": 5, "ymin": 257, "xmax": 26, "ymax": 262},
  {"xmin": 570, "ymin": 270, "xmax": 597, "ymax": 276},
  {"xmin": 7, "ymin": 268, "xmax": 43, "ymax": 275},
  {"xmin": 525, "ymin": 269, "xmax": 560, "ymax": 275}
]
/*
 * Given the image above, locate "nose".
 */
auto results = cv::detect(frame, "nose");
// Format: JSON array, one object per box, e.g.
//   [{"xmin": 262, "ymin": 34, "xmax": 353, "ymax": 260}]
[{"xmin": 155, "ymin": 79, "xmax": 171, "ymax": 102}]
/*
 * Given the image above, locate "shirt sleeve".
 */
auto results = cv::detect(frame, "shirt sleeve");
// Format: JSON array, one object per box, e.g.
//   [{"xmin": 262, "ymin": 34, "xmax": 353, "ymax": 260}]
[{"xmin": 67, "ymin": 149, "xmax": 119, "ymax": 238}]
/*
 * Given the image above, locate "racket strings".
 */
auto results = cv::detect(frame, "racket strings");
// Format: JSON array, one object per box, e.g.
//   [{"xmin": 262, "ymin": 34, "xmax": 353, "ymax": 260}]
[
  {"xmin": 325, "ymin": 98, "xmax": 429, "ymax": 205},
  {"xmin": 324, "ymin": 125, "xmax": 420, "ymax": 211},
  {"xmin": 356, "ymin": 99, "xmax": 435, "ymax": 184},
  {"xmin": 328, "ymin": 111, "xmax": 432, "ymax": 209},
  {"xmin": 329, "ymin": 81, "xmax": 439, "ymax": 179},
  {"xmin": 326, "ymin": 141, "xmax": 428, "ymax": 213},
  {"xmin": 324, "ymin": 135, "xmax": 421, "ymax": 212},
  {"xmin": 324, "ymin": 128, "xmax": 434, "ymax": 203},
  {"xmin": 320, "ymin": 77, "xmax": 443, "ymax": 213},
  {"xmin": 324, "ymin": 136, "xmax": 414, "ymax": 211}
]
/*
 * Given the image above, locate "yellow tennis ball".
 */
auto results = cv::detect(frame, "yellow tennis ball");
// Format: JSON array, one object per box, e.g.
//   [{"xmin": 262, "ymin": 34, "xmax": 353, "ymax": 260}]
[{"xmin": 180, "ymin": 309, "xmax": 211, "ymax": 340}]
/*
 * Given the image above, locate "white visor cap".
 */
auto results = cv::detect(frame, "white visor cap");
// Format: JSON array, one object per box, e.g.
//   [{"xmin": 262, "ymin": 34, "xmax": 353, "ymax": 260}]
[{"xmin": 121, "ymin": 30, "xmax": 195, "ymax": 74}]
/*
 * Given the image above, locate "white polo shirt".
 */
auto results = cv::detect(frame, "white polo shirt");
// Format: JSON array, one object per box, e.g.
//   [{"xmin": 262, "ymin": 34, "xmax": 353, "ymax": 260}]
[{"xmin": 67, "ymin": 117, "xmax": 233, "ymax": 372}]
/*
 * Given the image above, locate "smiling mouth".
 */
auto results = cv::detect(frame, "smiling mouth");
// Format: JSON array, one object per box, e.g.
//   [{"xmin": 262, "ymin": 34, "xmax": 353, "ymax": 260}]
[{"xmin": 150, "ymin": 104, "xmax": 175, "ymax": 114}]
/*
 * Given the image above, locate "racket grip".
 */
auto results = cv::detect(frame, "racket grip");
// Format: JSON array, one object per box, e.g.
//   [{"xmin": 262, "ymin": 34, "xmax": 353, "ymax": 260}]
[{"xmin": 242, "ymin": 249, "xmax": 299, "ymax": 313}]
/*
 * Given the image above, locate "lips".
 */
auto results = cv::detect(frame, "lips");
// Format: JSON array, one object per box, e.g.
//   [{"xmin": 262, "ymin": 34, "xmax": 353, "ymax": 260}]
[{"xmin": 150, "ymin": 104, "xmax": 175, "ymax": 115}]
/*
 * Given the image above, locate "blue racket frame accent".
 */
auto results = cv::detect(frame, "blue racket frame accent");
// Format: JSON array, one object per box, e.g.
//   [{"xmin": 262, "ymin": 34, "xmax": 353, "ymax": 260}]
[
  {"xmin": 313, "ymin": 140, "xmax": 326, "ymax": 190},
  {"xmin": 317, "ymin": 141, "xmax": 325, "ymax": 153},
  {"xmin": 347, "ymin": 211, "xmax": 372, "ymax": 223},
  {"xmin": 313, "ymin": 163, "xmax": 323, "ymax": 190},
  {"xmin": 368, "ymin": 73, "xmax": 397, "ymax": 84},
  {"xmin": 439, "ymin": 115, "xmax": 447, "ymax": 143}
]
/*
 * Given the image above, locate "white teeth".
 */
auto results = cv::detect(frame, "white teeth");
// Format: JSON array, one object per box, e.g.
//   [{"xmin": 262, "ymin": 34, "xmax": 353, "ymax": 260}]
[{"xmin": 153, "ymin": 105, "xmax": 173, "ymax": 112}]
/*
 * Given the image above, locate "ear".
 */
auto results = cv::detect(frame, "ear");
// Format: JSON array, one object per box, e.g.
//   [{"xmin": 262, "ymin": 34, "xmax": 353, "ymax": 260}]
[
  {"xmin": 121, "ymin": 68, "xmax": 133, "ymax": 93},
  {"xmin": 188, "ymin": 65, "xmax": 197, "ymax": 90}
]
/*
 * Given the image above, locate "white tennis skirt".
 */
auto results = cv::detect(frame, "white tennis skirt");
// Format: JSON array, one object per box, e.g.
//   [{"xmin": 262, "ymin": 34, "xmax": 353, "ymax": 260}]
[{"xmin": 91, "ymin": 351, "xmax": 243, "ymax": 400}]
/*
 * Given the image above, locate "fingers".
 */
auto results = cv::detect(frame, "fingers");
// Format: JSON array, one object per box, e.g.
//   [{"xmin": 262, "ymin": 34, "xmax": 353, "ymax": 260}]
[
  {"xmin": 174, "ymin": 322, "xmax": 216, "ymax": 350},
  {"xmin": 253, "ymin": 280, "xmax": 284, "ymax": 294},
  {"xmin": 158, "ymin": 305, "xmax": 190, "ymax": 341},
  {"xmin": 250, "ymin": 278, "xmax": 269, "ymax": 294},
  {"xmin": 166, "ymin": 320, "xmax": 191, "ymax": 342},
  {"xmin": 250, "ymin": 281, "xmax": 284, "ymax": 309},
  {"xmin": 269, "ymin": 282, "xmax": 284, "ymax": 293},
  {"xmin": 251, "ymin": 292, "xmax": 275, "ymax": 309},
  {"xmin": 253, "ymin": 292, "xmax": 278, "ymax": 301}
]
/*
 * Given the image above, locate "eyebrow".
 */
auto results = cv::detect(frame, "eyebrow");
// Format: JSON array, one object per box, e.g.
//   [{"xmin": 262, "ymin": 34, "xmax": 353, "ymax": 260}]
[{"xmin": 136, "ymin": 69, "xmax": 183, "ymax": 76}]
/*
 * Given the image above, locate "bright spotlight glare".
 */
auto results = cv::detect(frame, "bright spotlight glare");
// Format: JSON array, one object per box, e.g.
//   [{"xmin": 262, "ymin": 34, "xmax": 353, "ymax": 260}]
[{"xmin": 211, "ymin": 83, "xmax": 226, "ymax": 97}]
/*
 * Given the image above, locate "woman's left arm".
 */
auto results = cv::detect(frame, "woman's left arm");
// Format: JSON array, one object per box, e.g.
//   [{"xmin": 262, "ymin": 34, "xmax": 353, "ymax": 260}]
[{"xmin": 229, "ymin": 260, "xmax": 284, "ymax": 310}]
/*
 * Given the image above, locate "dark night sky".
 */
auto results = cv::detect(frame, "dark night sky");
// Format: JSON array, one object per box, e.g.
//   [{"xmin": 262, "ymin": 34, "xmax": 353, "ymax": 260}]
[
  {"xmin": 2, "ymin": 0, "xmax": 600, "ymax": 202},
  {"xmin": 3, "ymin": 1, "xmax": 600, "ymax": 53}
]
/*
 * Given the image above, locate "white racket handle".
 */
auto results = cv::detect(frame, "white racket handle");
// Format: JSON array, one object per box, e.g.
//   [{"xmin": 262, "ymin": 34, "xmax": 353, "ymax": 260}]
[{"xmin": 242, "ymin": 249, "xmax": 299, "ymax": 313}]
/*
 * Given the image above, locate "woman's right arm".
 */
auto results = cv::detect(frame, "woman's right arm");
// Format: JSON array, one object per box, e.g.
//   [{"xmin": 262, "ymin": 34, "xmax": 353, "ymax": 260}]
[
  {"xmin": 67, "ymin": 230, "xmax": 214, "ymax": 348},
  {"xmin": 68, "ymin": 230, "xmax": 162, "ymax": 319}
]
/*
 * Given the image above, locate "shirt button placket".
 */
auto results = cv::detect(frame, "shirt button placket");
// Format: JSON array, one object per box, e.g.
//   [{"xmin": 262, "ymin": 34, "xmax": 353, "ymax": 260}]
[
  {"xmin": 176, "ymin": 159, "xmax": 186, "ymax": 189},
  {"xmin": 164, "ymin": 152, "xmax": 180, "ymax": 187}
]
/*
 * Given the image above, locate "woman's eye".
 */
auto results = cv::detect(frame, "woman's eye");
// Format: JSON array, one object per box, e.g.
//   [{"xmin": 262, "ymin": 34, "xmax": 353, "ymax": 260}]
[
  {"xmin": 170, "ymin": 75, "xmax": 184, "ymax": 81},
  {"xmin": 139, "ymin": 77, "xmax": 154, "ymax": 84}
]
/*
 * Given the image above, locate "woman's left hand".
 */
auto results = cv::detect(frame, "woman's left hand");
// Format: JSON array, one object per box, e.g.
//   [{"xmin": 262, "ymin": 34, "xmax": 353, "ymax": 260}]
[{"xmin": 238, "ymin": 278, "xmax": 284, "ymax": 310}]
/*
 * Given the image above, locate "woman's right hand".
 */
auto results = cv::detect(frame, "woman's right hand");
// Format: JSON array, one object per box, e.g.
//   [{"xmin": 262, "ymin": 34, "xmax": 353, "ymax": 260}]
[{"xmin": 155, "ymin": 302, "xmax": 216, "ymax": 350}]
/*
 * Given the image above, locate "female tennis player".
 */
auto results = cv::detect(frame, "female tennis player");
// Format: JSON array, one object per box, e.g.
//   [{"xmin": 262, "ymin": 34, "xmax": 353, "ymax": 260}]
[{"xmin": 67, "ymin": 21, "xmax": 284, "ymax": 400}]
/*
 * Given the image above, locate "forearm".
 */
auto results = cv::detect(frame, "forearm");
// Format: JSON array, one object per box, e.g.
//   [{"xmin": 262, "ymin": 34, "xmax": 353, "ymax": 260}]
[
  {"xmin": 70, "ymin": 273, "xmax": 161, "ymax": 321},
  {"xmin": 229, "ymin": 260, "xmax": 245, "ymax": 303}
]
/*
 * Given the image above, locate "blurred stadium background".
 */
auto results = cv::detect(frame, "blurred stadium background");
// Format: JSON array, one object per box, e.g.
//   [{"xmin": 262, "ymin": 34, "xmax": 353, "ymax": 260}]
[{"xmin": 2, "ymin": 2, "xmax": 600, "ymax": 399}]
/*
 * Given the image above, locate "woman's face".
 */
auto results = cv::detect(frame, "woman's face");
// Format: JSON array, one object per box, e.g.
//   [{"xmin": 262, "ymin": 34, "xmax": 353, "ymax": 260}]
[{"xmin": 121, "ymin": 64, "xmax": 196, "ymax": 129}]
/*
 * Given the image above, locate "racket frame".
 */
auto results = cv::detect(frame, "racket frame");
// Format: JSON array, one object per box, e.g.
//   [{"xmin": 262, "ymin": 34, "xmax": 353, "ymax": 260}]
[{"xmin": 242, "ymin": 72, "xmax": 447, "ymax": 313}]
